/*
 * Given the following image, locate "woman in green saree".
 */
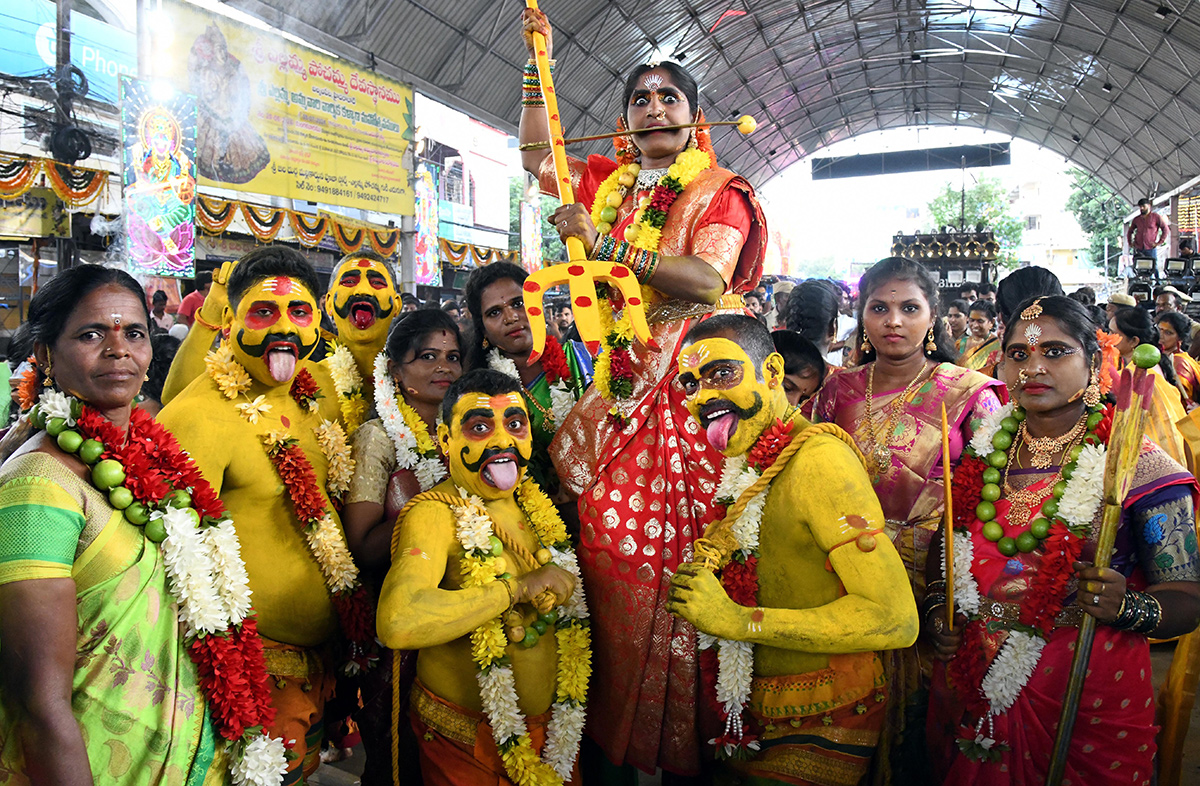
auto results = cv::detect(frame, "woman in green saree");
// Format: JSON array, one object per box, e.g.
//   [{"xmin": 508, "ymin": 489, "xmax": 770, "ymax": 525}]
[{"xmin": 0, "ymin": 266, "xmax": 230, "ymax": 785}]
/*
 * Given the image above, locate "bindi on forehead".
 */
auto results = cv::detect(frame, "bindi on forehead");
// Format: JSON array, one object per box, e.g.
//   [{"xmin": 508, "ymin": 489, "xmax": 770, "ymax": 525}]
[
  {"xmin": 642, "ymin": 73, "xmax": 665, "ymax": 91},
  {"xmin": 262, "ymin": 276, "xmax": 295, "ymax": 296},
  {"xmin": 680, "ymin": 344, "xmax": 711, "ymax": 370},
  {"xmin": 355, "ymin": 259, "xmax": 372, "ymax": 268}
]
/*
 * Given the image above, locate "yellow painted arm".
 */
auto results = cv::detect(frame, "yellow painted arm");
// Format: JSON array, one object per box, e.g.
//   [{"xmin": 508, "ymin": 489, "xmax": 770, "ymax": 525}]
[
  {"xmin": 160, "ymin": 322, "xmax": 218, "ymax": 405},
  {"xmin": 376, "ymin": 500, "xmax": 510, "ymax": 650}
]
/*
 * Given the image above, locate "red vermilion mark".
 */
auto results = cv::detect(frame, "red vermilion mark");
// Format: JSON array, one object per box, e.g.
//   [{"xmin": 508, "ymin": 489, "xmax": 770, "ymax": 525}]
[
  {"xmin": 529, "ymin": 306, "xmax": 542, "ymax": 316},
  {"xmin": 846, "ymin": 514, "xmax": 870, "ymax": 530},
  {"xmin": 575, "ymin": 296, "xmax": 593, "ymax": 308},
  {"xmin": 409, "ymin": 548, "xmax": 423, "ymax": 557},
  {"xmin": 750, "ymin": 610, "xmax": 764, "ymax": 622},
  {"xmin": 264, "ymin": 276, "xmax": 294, "ymax": 295},
  {"xmin": 628, "ymin": 296, "xmax": 641, "ymax": 306},
  {"xmin": 568, "ymin": 265, "xmax": 585, "ymax": 276},
  {"xmin": 356, "ymin": 259, "xmax": 372, "ymax": 268},
  {"xmin": 524, "ymin": 281, "xmax": 541, "ymax": 292},
  {"xmin": 610, "ymin": 266, "xmax": 629, "ymax": 278}
]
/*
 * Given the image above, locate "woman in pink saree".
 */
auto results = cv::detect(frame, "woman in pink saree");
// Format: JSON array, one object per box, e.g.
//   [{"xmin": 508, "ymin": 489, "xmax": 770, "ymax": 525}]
[{"xmin": 811, "ymin": 257, "xmax": 1003, "ymax": 784}]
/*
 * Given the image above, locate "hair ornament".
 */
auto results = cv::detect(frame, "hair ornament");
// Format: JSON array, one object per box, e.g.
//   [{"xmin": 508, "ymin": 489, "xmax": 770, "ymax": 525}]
[{"xmin": 1019, "ymin": 298, "xmax": 1044, "ymax": 322}]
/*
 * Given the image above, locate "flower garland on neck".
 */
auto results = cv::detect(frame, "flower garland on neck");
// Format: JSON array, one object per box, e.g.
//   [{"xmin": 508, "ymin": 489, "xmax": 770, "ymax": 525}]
[
  {"xmin": 372, "ymin": 351, "xmax": 446, "ymax": 491},
  {"xmin": 698, "ymin": 416, "xmax": 798, "ymax": 758},
  {"xmin": 326, "ymin": 343, "xmax": 368, "ymax": 435},
  {"xmin": 204, "ymin": 343, "xmax": 375, "ymax": 674},
  {"xmin": 447, "ymin": 479, "xmax": 590, "ymax": 785},
  {"xmin": 29, "ymin": 389, "xmax": 286, "ymax": 786},
  {"xmin": 944, "ymin": 401, "xmax": 1112, "ymax": 761},
  {"xmin": 487, "ymin": 336, "xmax": 575, "ymax": 436},
  {"xmin": 588, "ymin": 146, "xmax": 712, "ymax": 424}
]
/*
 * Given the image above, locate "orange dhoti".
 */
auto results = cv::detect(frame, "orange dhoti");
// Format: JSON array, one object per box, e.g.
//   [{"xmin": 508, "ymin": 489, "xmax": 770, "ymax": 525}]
[
  {"xmin": 725, "ymin": 654, "xmax": 888, "ymax": 786},
  {"xmin": 410, "ymin": 681, "xmax": 581, "ymax": 786}
]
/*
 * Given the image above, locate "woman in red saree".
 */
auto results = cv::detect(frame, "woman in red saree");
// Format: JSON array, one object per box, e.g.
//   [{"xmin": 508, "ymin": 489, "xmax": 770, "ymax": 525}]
[
  {"xmin": 810, "ymin": 257, "xmax": 1004, "ymax": 784},
  {"xmin": 927, "ymin": 295, "xmax": 1200, "ymax": 785},
  {"xmin": 519, "ymin": 9, "xmax": 766, "ymax": 778}
]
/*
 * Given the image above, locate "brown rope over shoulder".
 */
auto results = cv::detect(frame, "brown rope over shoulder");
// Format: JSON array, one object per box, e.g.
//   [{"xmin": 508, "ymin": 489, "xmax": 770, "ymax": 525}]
[{"xmin": 692, "ymin": 422, "xmax": 865, "ymax": 571}]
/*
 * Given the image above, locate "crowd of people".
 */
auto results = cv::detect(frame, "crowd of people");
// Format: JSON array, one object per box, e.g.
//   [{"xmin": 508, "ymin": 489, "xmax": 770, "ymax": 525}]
[{"xmin": 0, "ymin": 7, "xmax": 1197, "ymax": 786}]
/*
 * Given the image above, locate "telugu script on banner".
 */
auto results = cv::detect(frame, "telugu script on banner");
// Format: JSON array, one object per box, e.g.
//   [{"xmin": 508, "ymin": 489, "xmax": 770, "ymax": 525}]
[{"xmin": 155, "ymin": 0, "xmax": 414, "ymax": 216}]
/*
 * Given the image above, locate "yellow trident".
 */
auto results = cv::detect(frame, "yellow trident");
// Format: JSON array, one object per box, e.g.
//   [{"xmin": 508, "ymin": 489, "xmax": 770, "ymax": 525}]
[{"xmin": 523, "ymin": 0, "xmax": 656, "ymax": 362}]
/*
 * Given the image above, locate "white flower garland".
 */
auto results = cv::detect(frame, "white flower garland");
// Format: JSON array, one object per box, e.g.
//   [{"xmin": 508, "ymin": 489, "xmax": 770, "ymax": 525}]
[
  {"xmin": 372, "ymin": 352, "xmax": 447, "ymax": 492},
  {"xmin": 327, "ymin": 343, "xmax": 364, "ymax": 401},
  {"xmin": 38, "ymin": 389, "xmax": 75, "ymax": 424},
  {"xmin": 449, "ymin": 485, "xmax": 589, "ymax": 783},
  {"xmin": 488, "ymin": 349, "xmax": 575, "ymax": 431},
  {"xmin": 948, "ymin": 407, "xmax": 1106, "ymax": 722},
  {"xmin": 701, "ymin": 452, "xmax": 769, "ymax": 755},
  {"xmin": 231, "ymin": 734, "xmax": 289, "ymax": 786}
]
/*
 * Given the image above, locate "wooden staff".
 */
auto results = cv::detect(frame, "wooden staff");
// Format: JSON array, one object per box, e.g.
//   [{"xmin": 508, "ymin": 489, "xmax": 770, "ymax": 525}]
[
  {"xmin": 518, "ymin": 116, "xmax": 758, "ymax": 150},
  {"xmin": 1044, "ymin": 347, "xmax": 1159, "ymax": 785},
  {"xmin": 941, "ymin": 403, "xmax": 955, "ymax": 631}
]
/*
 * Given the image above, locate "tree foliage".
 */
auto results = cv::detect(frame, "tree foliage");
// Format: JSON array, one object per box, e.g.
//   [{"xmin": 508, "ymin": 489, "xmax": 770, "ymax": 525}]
[
  {"xmin": 926, "ymin": 175, "xmax": 1024, "ymax": 268},
  {"xmin": 1064, "ymin": 168, "xmax": 1126, "ymax": 273}
]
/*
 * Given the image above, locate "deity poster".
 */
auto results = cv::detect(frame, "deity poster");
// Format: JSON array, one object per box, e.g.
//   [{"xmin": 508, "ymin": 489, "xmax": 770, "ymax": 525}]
[
  {"xmin": 413, "ymin": 165, "xmax": 441, "ymax": 286},
  {"xmin": 120, "ymin": 76, "xmax": 198, "ymax": 278}
]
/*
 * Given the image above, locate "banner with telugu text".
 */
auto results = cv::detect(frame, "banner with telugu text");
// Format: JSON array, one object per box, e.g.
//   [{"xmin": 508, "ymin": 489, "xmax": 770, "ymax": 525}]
[{"xmin": 155, "ymin": 0, "xmax": 414, "ymax": 216}]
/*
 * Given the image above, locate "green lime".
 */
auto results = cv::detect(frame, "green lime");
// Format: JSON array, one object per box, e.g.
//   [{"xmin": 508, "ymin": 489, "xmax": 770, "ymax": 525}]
[
  {"xmin": 1086, "ymin": 411, "xmax": 1104, "ymax": 429},
  {"xmin": 78, "ymin": 439, "xmax": 104, "ymax": 465},
  {"xmin": 599, "ymin": 206, "xmax": 618, "ymax": 224},
  {"xmin": 988, "ymin": 450, "xmax": 1008, "ymax": 469},
  {"xmin": 1041, "ymin": 499, "xmax": 1059, "ymax": 518},
  {"xmin": 982, "ymin": 467, "xmax": 1002, "ymax": 485},
  {"xmin": 125, "ymin": 502, "xmax": 149, "ymax": 526},
  {"xmin": 981, "ymin": 483, "xmax": 1002, "ymax": 502},
  {"xmin": 1062, "ymin": 463, "xmax": 1075, "ymax": 480},
  {"xmin": 991, "ymin": 430, "xmax": 1013, "ymax": 451},
  {"xmin": 144, "ymin": 518, "xmax": 168, "ymax": 543},
  {"xmin": 981, "ymin": 521, "xmax": 1005, "ymax": 542},
  {"xmin": 1030, "ymin": 518, "xmax": 1051, "ymax": 539},
  {"xmin": 1016, "ymin": 531, "xmax": 1039, "ymax": 553},
  {"xmin": 1052, "ymin": 481, "xmax": 1069, "ymax": 499},
  {"xmin": 183, "ymin": 507, "xmax": 201, "ymax": 526},
  {"xmin": 91, "ymin": 459, "xmax": 126, "ymax": 490},
  {"xmin": 997, "ymin": 536, "xmax": 1018, "ymax": 557},
  {"xmin": 499, "ymin": 572, "xmax": 513, "ymax": 580},
  {"xmin": 521, "ymin": 628, "xmax": 540, "ymax": 648},
  {"xmin": 46, "ymin": 417, "xmax": 66, "ymax": 437},
  {"xmin": 1013, "ymin": 407, "xmax": 1026, "ymax": 421},
  {"xmin": 1067, "ymin": 445, "xmax": 1084, "ymax": 463},
  {"xmin": 164, "ymin": 489, "xmax": 192, "ymax": 509},
  {"xmin": 29, "ymin": 406, "xmax": 45, "ymax": 430},
  {"xmin": 975, "ymin": 501, "xmax": 997, "ymax": 522},
  {"xmin": 1131, "ymin": 343, "xmax": 1161, "ymax": 370},
  {"xmin": 540, "ymin": 609, "xmax": 559, "ymax": 626},
  {"xmin": 999, "ymin": 416, "xmax": 1019, "ymax": 434},
  {"xmin": 108, "ymin": 487, "xmax": 134, "ymax": 510},
  {"xmin": 489, "ymin": 535, "xmax": 504, "ymax": 557},
  {"xmin": 532, "ymin": 619, "xmax": 548, "ymax": 635},
  {"xmin": 56, "ymin": 430, "xmax": 83, "ymax": 454}
]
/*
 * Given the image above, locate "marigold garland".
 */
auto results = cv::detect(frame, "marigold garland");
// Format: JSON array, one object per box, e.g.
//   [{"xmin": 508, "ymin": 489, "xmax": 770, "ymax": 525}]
[{"xmin": 442, "ymin": 478, "xmax": 590, "ymax": 784}]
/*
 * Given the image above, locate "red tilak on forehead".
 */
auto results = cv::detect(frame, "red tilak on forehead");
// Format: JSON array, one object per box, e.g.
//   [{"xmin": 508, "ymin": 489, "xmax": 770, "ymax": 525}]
[
  {"xmin": 263, "ymin": 276, "xmax": 294, "ymax": 295},
  {"xmin": 356, "ymin": 259, "xmax": 372, "ymax": 268}
]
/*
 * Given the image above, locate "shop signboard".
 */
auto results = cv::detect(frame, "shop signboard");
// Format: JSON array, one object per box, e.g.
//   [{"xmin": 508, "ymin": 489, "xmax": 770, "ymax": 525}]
[
  {"xmin": 155, "ymin": 0, "xmax": 414, "ymax": 216},
  {"xmin": 0, "ymin": 188, "xmax": 68, "ymax": 238},
  {"xmin": 120, "ymin": 76, "xmax": 198, "ymax": 278},
  {"xmin": 0, "ymin": 0, "xmax": 135, "ymax": 104},
  {"xmin": 413, "ymin": 165, "xmax": 440, "ymax": 286}
]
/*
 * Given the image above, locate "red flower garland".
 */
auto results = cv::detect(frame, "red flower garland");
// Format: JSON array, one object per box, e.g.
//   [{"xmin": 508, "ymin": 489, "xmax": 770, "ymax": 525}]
[
  {"xmin": 540, "ymin": 336, "xmax": 570, "ymax": 385},
  {"xmin": 264, "ymin": 435, "xmax": 378, "ymax": 672},
  {"xmin": 950, "ymin": 456, "xmax": 987, "ymax": 531},
  {"xmin": 290, "ymin": 368, "xmax": 322, "ymax": 411},
  {"xmin": 75, "ymin": 406, "xmax": 275, "ymax": 742},
  {"xmin": 747, "ymin": 418, "xmax": 797, "ymax": 473}
]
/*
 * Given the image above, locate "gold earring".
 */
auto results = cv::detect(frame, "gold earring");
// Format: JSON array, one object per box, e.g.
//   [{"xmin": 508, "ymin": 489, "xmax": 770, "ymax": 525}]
[
  {"xmin": 1083, "ymin": 361, "xmax": 1101, "ymax": 408},
  {"xmin": 925, "ymin": 327, "xmax": 937, "ymax": 354},
  {"xmin": 481, "ymin": 337, "xmax": 490, "ymax": 349},
  {"xmin": 42, "ymin": 355, "xmax": 53, "ymax": 387},
  {"xmin": 860, "ymin": 335, "xmax": 872, "ymax": 353}
]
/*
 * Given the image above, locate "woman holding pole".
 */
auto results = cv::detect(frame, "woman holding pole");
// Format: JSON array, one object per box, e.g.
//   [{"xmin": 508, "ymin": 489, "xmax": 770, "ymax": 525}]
[
  {"xmin": 926, "ymin": 295, "xmax": 1200, "ymax": 784},
  {"xmin": 518, "ymin": 7, "xmax": 767, "ymax": 779}
]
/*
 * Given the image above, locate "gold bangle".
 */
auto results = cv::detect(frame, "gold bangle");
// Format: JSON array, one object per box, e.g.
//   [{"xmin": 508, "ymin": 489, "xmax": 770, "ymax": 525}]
[
  {"xmin": 501, "ymin": 577, "xmax": 518, "ymax": 609},
  {"xmin": 193, "ymin": 311, "xmax": 221, "ymax": 331}
]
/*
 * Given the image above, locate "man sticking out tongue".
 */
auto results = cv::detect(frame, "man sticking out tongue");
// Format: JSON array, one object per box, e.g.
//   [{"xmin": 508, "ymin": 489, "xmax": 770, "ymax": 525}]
[
  {"xmin": 670, "ymin": 315, "xmax": 918, "ymax": 784},
  {"xmin": 377, "ymin": 369, "xmax": 588, "ymax": 785},
  {"xmin": 159, "ymin": 247, "xmax": 353, "ymax": 786}
]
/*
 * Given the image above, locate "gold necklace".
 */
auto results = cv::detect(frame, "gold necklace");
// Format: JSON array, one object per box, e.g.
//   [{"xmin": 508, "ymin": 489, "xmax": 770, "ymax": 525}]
[
  {"xmin": 1016, "ymin": 417, "xmax": 1087, "ymax": 470},
  {"xmin": 863, "ymin": 362, "xmax": 931, "ymax": 479}
]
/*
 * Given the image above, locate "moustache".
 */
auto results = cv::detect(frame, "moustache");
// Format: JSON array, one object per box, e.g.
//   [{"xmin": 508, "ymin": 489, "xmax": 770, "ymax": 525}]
[
  {"xmin": 334, "ymin": 294, "xmax": 395, "ymax": 320},
  {"xmin": 459, "ymin": 445, "xmax": 528, "ymax": 473},
  {"xmin": 697, "ymin": 392, "xmax": 763, "ymax": 424},
  {"xmin": 236, "ymin": 330, "xmax": 320, "ymax": 360}
]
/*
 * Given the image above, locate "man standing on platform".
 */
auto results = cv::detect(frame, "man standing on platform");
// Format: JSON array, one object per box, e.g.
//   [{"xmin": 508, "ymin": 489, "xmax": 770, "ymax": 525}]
[{"xmin": 1128, "ymin": 198, "xmax": 1170, "ymax": 274}]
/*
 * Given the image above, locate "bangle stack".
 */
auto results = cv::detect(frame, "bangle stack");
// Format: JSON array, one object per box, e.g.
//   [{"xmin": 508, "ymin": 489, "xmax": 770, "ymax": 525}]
[
  {"xmin": 501, "ymin": 576, "xmax": 518, "ymax": 609},
  {"xmin": 1112, "ymin": 589, "xmax": 1163, "ymax": 634},
  {"xmin": 589, "ymin": 233, "xmax": 659, "ymax": 283},
  {"xmin": 522, "ymin": 59, "xmax": 555, "ymax": 107},
  {"xmin": 922, "ymin": 591, "xmax": 948, "ymax": 625}
]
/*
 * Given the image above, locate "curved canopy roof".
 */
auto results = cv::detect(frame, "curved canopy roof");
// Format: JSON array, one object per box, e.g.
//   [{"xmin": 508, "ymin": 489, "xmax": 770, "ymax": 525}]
[{"xmin": 229, "ymin": 0, "xmax": 1200, "ymax": 201}]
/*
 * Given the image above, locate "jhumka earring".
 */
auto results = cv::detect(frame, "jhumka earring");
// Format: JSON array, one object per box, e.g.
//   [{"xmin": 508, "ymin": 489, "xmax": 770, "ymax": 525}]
[
  {"xmin": 861, "ymin": 335, "xmax": 873, "ymax": 353},
  {"xmin": 42, "ymin": 354, "xmax": 53, "ymax": 388},
  {"xmin": 1083, "ymin": 358, "xmax": 1102, "ymax": 408},
  {"xmin": 481, "ymin": 337, "xmax": 490, "ymax": 349},
  {"xmin": 925, "ymin": 327, "xmax": 937, "ymax": 355}
]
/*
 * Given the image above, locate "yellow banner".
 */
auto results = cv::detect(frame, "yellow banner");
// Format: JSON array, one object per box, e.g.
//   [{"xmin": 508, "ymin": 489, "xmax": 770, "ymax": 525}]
[
  {"xmin": 155, "ymin": 0, "xmax": 414, "ymax": 215},
  {"xmin": 0, "ymin": 188, "xmax": 68, "ymax": 238}
]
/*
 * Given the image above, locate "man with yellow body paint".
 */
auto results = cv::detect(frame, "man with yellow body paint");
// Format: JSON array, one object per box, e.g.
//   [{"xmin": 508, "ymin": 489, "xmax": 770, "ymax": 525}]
[
  {"xmin": 669, "ymin": 315, "xmax": 918, "ymax": 785},
  {"xmin": 377, "ymin": 368, "xmax": 583, "ymax": 785},
  {"xmin": 159, "ymin": 247, "xmax": 355, "ymax": 784}
]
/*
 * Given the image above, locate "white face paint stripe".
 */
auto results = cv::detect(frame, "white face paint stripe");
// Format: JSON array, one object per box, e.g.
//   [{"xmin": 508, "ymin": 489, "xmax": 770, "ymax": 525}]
[{"xmin": 642, "ymin": 73, "xmax": 664, "ymax": 91}]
